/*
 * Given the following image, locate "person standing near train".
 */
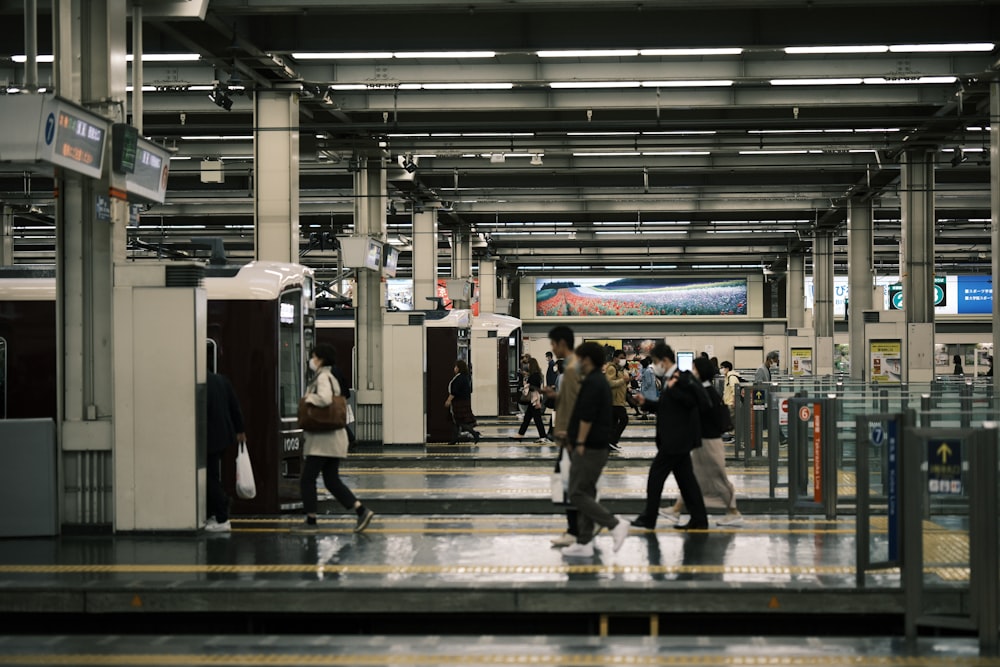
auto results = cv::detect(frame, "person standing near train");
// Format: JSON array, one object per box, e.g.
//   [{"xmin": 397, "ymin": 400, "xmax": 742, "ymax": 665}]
[
  {"xmin": 445, "ymin": 359, "xmax": 481, "ymax": 444},
  {"xmin": 204, "ymin": 371, "xmax": 246, "ymax": 533}
]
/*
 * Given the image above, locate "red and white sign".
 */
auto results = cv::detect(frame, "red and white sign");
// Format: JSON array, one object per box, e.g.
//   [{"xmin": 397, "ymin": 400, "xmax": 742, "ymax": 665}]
[{"xmin": 779, "ymin": 399, "xmax": 789, "ymax": 426}]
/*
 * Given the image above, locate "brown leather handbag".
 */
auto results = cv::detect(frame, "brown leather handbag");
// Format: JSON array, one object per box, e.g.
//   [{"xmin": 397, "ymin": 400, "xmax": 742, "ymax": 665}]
[{"xmin": 297, "ymin": 375, "xmax": 348, "ymax": 431}]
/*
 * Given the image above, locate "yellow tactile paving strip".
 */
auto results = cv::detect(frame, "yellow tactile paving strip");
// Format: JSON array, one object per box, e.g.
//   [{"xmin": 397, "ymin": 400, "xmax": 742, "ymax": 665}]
[{"xmin": 1, "ymin": 654, "xmax": 998, "ymax": 666}]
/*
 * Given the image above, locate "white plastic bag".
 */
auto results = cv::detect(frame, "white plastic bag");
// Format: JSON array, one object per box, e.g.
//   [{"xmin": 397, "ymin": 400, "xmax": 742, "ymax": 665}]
[
  {"xmin": 551, "ymin": 448, "xmax": 572, "ymax": 504},
  {"xmin": 235, "ymin": 442, "xmax": 257, "ymax": 500},
  {"xmin": 346, "ymin": 402, "xmax": 356, "ymax": 425}
]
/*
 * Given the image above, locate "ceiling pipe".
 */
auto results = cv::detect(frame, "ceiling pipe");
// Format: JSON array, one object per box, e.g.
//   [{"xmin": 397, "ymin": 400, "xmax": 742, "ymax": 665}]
[
  {"xmin": 132, "ymin": 3, "xmax": 143, "ymax": 133},
  {"xmin": 23, "ymin": 0, "xmax": 38, "ymax": 92}
]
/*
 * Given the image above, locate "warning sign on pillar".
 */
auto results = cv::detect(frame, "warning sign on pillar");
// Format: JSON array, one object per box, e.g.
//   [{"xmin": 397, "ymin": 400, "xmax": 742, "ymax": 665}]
[
  {"xmin": 779, "ymin": 399, "xmax": 789, "ymax": 426},
  {"xmin": 812, "ymin": 403, "xmax": 823, "ymax": 503}
]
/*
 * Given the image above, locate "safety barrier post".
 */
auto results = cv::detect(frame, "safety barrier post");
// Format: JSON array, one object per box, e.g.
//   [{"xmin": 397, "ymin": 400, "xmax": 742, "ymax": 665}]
[
  {"xmin": 768, "ymin": 387, "xmax": 780, "ymax": 498},
  {"xmin": 920, "ymin": 394, "xmax": 932, "ymax": 427},
  {"xmin": 751, "ymin": 383, "xmax": 767, "ymax": 459},
  {"xmin": 960, "ymin": 382, "xmax": 973, "ymax": 429},
  {"xmin": 822, "ymin": 395, "xmax": 838, "ymax": 519},
  {"xmin": 855, "ymin": 412, "xmax": 907, "ymax": 588},
  {"xmin": 969, "ymin": 424, "xmax": 999, "ymax": 655}
]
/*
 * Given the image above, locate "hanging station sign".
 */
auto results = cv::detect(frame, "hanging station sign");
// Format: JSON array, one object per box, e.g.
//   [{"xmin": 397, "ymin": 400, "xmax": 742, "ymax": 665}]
[{"xmin": 124, "ymin": 138, "xmax": 171, "ymax": 204}]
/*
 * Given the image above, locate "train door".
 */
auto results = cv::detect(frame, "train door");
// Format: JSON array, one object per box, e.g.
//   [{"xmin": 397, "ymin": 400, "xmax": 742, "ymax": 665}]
[{"xmin": 278, "ymin": 289, "xmax": 305, "ymax": 491}]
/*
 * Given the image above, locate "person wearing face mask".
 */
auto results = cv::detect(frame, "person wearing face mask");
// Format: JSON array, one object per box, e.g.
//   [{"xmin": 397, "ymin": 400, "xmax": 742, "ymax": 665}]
[
  {"xmin": 660, "ymin": 356, "xmax": 742, "ymax": 526},
  {"xmin": 632, "ymin": 343, "xmax": 710, "ymax": 531},
  {"xmin": 298, "ymin": 344, "xmax": 374, "ymax": 533},
  {"xmin": 604, "ymin": 350, "xmax": 630, "ymax": 453}
]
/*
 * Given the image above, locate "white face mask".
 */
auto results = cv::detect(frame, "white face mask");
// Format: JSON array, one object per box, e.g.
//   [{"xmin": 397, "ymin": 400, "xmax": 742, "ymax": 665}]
[
  {"xmin": 309, "ymin": 358, "xmax": 319, "ymax": 372},
  {"xmin": 652, "ymin": 362, "xmax": 667, "ymax": 378},
  {"xmin": 617, "ymin": 359, "xmax": 626, "ymax": 368}
]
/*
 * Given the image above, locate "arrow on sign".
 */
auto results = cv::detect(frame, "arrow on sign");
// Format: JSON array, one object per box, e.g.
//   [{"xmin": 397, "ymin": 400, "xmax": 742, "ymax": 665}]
[{"xmin": 937, "ymin": 443, "xmax": 953, "ymax": 463}]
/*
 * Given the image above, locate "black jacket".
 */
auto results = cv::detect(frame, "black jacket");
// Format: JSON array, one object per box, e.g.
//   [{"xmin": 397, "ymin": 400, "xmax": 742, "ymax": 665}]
[
  {"xmin": 568, "ymin": 369, "xmax": 613, "ymax": 449},
  {"xmin": 448, "ymin": 372, "xmax": 472, "ymax": 401},
  {"xmin": 545, "ymin": 360, "xmax": 558, "ymax": 387},
  {"xmin": 643, "ymin": 370, "xmax": 711, "ymax": 454},
  {"xmin": 698, "ymin": 382, "xmax": 725, "ymax": 439},
  {"xmin": 206, "ymin": 372, "xmax": 245, "ymax": 454}
]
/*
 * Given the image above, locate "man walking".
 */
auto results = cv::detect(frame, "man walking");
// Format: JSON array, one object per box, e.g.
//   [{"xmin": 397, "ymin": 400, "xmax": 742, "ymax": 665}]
[
  {"xmin": 562, "ymin": 341, "xmax": 631, "ymax": 558},
  {"xmin": 605, "ymin": 349, "xmax": 629, "ymax": 453},
  {"xmin": 632, "ymin": 343, "xmax": 710, "ymax": 531},
  {"xmin": 544, "ymin": 326, "xmax": 582, "ymax": 547},
  {"xmin": 755, "ymin": 350, "xmax": 779, "ymax": 386},
  {"xmin": 205, "ymin": 371, "xmax": 246, "ymax": 533}
]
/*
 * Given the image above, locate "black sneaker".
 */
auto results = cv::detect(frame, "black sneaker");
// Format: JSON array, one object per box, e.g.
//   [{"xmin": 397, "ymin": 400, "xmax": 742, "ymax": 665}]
[
  {"xmin": 354, "ymin": 509, "xmax": 375, "ymax": 533},
  {"xmin": 630, "ymin": 516, "xmax": 656, "ymax": 530},
  {"xmin": 293, "ymin": 517, "xmax": 319, "ymax": 533}
]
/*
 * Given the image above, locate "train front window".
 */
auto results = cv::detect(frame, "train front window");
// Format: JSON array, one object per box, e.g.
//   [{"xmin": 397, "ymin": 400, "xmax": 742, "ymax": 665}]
[{"xmin": 278, "ymin": 290, "xmax": 303, "ymax": 418}]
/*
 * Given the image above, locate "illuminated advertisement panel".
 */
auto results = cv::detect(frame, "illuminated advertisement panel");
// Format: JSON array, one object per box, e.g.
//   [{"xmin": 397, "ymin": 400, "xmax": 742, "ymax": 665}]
[{"xmin": 535, "ymin": 277, "xmax": 748, "ymax": 317}]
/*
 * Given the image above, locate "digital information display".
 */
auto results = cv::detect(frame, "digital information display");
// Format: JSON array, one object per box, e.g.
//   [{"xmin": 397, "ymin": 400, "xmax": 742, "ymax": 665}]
[
  {"xmin": 124, "ymin": 138, "xmax": 170, "ymax": 203},
  {"xmin": 42, "ymin": 99, "xmax": 108, "ymax": 179},
  {"xmin": 383, "ymin": 246, "xmax": 400, "ymax": 277},
  {"xmin": 112, "ymin": 123, "xmax": 139, "ymax": 174}
]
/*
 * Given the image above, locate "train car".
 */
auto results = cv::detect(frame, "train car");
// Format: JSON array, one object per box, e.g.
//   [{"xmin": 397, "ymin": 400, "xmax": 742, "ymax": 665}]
[
  {"xmin": 471, "ymin": 313, "xmax": 522, "ymax": 418},
  {"xmin": 0, "ymin": 262, "xmax": 315, "ymax": 515}
]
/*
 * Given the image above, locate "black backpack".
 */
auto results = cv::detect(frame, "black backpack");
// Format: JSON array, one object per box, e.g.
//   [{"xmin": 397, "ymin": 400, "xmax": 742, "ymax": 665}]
[{"xmin": 709, "ymin": 385, "xmax": 734, "ymax": 433}]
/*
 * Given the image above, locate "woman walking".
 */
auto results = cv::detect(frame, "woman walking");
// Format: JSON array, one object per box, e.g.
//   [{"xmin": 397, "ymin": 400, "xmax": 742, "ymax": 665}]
[
  {"xmin": 660, "ymin": 356, "xmax": 742, "ymax": 526},
  {"xmin": 445, "ymin": 359, "xmax": 481, "ymax": 444},
  {"xmin": 298, "ymin": 344, "xmax": 375, "ymax": 533},
  {"xmin": 516, "ymin": 356, "xmax": 550, "ymax": 443}
]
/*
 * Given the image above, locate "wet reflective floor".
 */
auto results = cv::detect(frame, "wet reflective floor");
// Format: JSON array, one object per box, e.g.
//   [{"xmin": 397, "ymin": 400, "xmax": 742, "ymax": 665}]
[{"xmin": 0, "ymin": 635, "xmax": 996, "ymax": 667}]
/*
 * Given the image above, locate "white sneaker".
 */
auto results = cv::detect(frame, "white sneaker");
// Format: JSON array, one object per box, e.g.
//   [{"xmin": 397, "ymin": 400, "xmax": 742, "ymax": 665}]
[
  {"xmin": 204, "ymin": 519, "xmax": 232, "ymax": 533},
  {"xmin": 608, "ymin": 443, "xmax": 624, "ymax": 453},
  {"xmin": 550, "ymin": 532, "xmax": 577, "ymax": 548},
  {"xmin": 611, "ymin": 518, "xmax": 630, "ymax": 553},
  {"xmin": 717, "ymin": 512, "xmax": 744, "ymax": 526},
  {"xmin": 535, "ymin": 438, "xmax": 553, "ymax": 444},
  {"xmin": 658, "ymin": 507, "xmax": 682, "ymax": 524},
  {"xmin": 562, "ymin": 541, "xmax": 595, "ymax": 558}
]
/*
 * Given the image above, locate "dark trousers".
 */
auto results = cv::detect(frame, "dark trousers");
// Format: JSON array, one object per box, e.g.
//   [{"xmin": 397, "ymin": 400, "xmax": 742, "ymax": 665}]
[
  {"xmin": 518, "ymin": 405, "xmax": 547, "ymax": 438},
  {"xmin": 611, "ymin": 406, "xmax": 629, "ymax": 445},
  {"xmin": 301, "ymin": 455, "xmax": 358, "ymax": 515},
  {"xmin": 568, "ymin": 447, "xmax": 619, "ymax": 544},
  {"xmin": 639, "ymin": 448, "xmax": 708, "ymax": 525},
  {"xmin": 452, "ymin": 421, "xmax": 478, "ymax": 443},
  {"xmin": 207, "ymin": 450, "xmax": 228, "ymax": 523}
]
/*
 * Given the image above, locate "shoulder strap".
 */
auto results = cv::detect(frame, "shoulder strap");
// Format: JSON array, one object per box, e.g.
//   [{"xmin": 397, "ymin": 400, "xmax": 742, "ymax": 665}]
[{"xmin": 328, "ymin": 372, "xmax": 341, "ymax": 397}]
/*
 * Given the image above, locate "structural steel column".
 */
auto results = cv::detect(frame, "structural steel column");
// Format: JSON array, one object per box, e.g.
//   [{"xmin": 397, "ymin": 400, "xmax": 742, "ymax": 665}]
[
  {"xmin": 130, "ymin": 3, "xmax": 142, "ymax": 133},
  {"xmin": 786, "ymin": 252, "xmax": 805, "ymax": 330},
  {"xmin": 813, "ymin": 230, "xmax": 835, "ymax": 375},
  {"xmin": 848, "ymin": 198, "xmax": 874, "ymax": 380},
  {"xmin": 412, "ymin": 209, "xmax": 437, "ymax": 309},
  {"xmin": 54, "ymin": 0, "xmax": 128, "ymax": 526},
  {"xmin": 0, "ymin": 205, "xmax": 12, "ymax": 266},
  {"xmin": 353, "ymin": 157, "xmax": 387, "ymax": 444},
  {"xmin": 452, "ymin": 228, "xmax": 472, "ymax": 279},
  {"xmin": 992, "ymin": 82, "xmax": 1000, "ymax": 392},
  {"xmin": 478, "ymin": 258, "xmax": 496, "ymax": 314},
  {"xmin": 900, "ymin": 149, "xmax": 936, "ymax": 383},
  {"xmin": 254, "ymin": 89, "xmax": 299, "ymax": 263}
]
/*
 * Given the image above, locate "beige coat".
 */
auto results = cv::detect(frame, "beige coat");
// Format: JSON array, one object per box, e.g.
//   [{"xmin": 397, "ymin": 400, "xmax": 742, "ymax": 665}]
[{"xmin": 302, "ymin": 366, "xmax": 349, "ymax": 458}]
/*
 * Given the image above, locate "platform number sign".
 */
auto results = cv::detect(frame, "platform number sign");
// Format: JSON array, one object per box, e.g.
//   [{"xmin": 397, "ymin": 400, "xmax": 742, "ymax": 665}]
[{"xmin": 927, "ymin": 439, "xmax": 962, "ymax": 495}]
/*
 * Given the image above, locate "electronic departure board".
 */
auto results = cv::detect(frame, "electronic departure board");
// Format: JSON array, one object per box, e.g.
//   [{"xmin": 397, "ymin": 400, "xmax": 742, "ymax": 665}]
[
  {"xmin": 124, "ymin": 138, "xmax": 170, "ymax": 203},
  {"xmin": 46, "ymin": 103, "xmax": 108, "ymax": 179},
  {"xmin": 112, "ymin": 123, "xmax": 139, "ymax": 174}
]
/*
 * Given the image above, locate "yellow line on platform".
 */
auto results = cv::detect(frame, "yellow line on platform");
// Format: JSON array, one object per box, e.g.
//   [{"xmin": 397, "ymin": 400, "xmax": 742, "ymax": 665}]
[{"xmin": 0, "ymin": 654, "xmax": 997, "ymax": 667}]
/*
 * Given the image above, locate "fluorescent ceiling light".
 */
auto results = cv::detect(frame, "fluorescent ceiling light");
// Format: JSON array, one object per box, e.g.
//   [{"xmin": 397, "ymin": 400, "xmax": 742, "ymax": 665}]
[
  {"xmin": 550, "ymin": 81, "xmax": 641, "ymax": 89},
  {"xmin": 413, "ymin": 154, "xmax": 438, "ymax": 158},
  {"xmin": 291, "ymin": 52, "xmax": 394, "ymax": 59},
  {"xmin": 784, "ymin": 45, "xmax": 888, "ymax": 54},
  {"xmin": 329, "ymin": 84, "xmax": 368, "ymax": 91},
  {"xmin": 943, "ymin": 147, "xmax": 985, "ymax": 153},
  {"xmin": 567, "ymin": 131, "xmax": 640, "ymax": 136},
  {"xmin": 641, "ymin": 80, "xmax": 733, "ymax": 87},
  {"xmin": 462, "ymin": 132, "xmax": 535, "ymax": 137},
  {"xmin": 125, "ymin": 85, "xmax": 157, "ymax": 92},
  {"xmin": 639, "ymin": 48, "xmax": 743, "ymax": 56},
  {"xmin": 855, "ymin": 127, "xmax": 901, "ymax": 133},
  {"xmin": 595, "ymin": 230, "xmax": 685, "ymax": 235},
  {"xmin": 398, "ymin": 83, "xmax": 422, "ymax": 90},
  {"xmin": 889, "ymin": 43, "xmax": 995, "ymax": 53},
  {"xmin": 180, "ymin": 135, "xmax": 253, "ymax": 140},
  {"xmin": 187, "ymin": 85, "xmax": 215, "ymax": 91},
  {"xmin": 642, "ymin": 151, "xmax": 711, "ymax": 156},
  {"xmin": 572, "ymin": 151, "xmax": 641, "ymax": 157},
  {"xmin": 643, "ymin": 130, "xmax": 717, "ymax": 135},
  {"xmin": 388, "ymin": 133, "xmax": 430, "ymax": 138},
  {"xmin": 538, "ymin": 49, "xmax": 639, "ymax": 58},
  {"xmin": 10, "ymin": 54, "xmax": 55, "ymax": 63},
  {"xmin": 863, "ymin": 76, "xmax": 957, "ymax": 85},
  {"xmin": 965, "ymin": 126, "xmax": 992, "ymax": 132},
  {"xmin": 738, "ymin": 149, "xmax": 821, "ymax": 155},
  {"xmin": 394, "ymin": 51, "xmax": 496, "ymax": 59},
  {"xmin": 169, "ymin": 156, "xmax": 193, "ymax": 160},
  {"xmin": 421, "ymin": 82, "xmax": 514, "ymax": 90},
  {"xmin": 770, "ymin": 78, "xmax": 864, "ymax": 86},
  {"xmin": 125, "ymin": 53, "xmax": 201, "ymax": 62}
]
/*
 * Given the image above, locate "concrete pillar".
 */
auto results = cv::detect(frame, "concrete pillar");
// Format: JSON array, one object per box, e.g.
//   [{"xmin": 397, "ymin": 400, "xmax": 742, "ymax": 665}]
[
  {"xmin": 848, "ymin": 198, "xmax": 874, "ymax": 380},
  {"xmin": 813, "ymin": 230, "xmax": 835, "ymax": 375},
  {"xmin": 0, "ymin": 205, "xmax": 13, "ymax": 266},
  {"xmin": 54, "ymin": 0, "xmax": 129, "ymax": 526},
  {"xmin": 993, "ymin": 82, "xmax": 1000, "ymax": 393},
  {"xmin": 452, "ymin": 228, "xmax": 472, "ymax": 279},
  {"xmin": 130, "ymin": 3, "xmax": 142, "ymax": 133},
  {"xmin": 478, "ymin": 258, "xmax": 496, "ymax": 314},
  {"xmin": 900, "ymin": 149, "xmax": 936, "ymax": 323},
  {"xmin": 900, "ymin": 149, "xmax": 936, "ymax": 383},
  {"xmin": 353, "ymin": 157, "xmax": 387, "ymax": 444},
  {"xmin": 787, "ymin": 252, "xmax": 805, "ymax": 330},
  {"xmin": 412, "ymin": 210, "xmax": 437, "ymax": 309},
  {"xmin": 254, "ymin": 89, "xmax": 299, "ymax": 262}
]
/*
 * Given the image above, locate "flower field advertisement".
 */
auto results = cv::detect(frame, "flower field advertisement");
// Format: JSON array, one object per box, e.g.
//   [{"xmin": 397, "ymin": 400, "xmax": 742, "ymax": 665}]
[{"xmin": 534, "ymin": 277, "xmax": 748, "ymax": 317}]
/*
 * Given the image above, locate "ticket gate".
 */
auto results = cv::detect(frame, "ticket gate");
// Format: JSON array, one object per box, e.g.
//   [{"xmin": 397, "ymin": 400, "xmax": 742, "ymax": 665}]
[{"xmin": 786, "ymin": 396, "xmax": 839, "ymax": 518}]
